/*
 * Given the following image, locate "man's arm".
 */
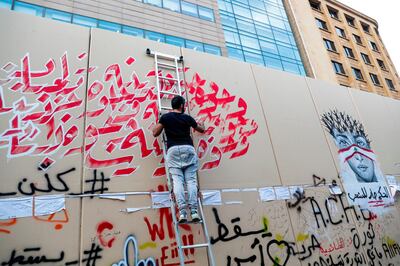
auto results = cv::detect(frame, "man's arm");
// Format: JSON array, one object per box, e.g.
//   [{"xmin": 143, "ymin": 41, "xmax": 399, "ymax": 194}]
[{"xmin": 152, "ymin": 123, "xmax": 164, "ymax": 137}]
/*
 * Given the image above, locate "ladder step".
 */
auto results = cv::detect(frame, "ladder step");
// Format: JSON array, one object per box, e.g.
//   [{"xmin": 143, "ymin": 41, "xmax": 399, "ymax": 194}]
[
  {"xmin": 160, "ymin": 90, "xmax": 180, "ymax": 96},
  {"xmin": 159, "ymin": 76, "xmax": 178, "ymax": 82},
  {"xmin": 157, "ymin": 62, "xmax": 176, "ymax": 69},
  {"xmin": 181, "ymin": 243, "xmax": 209, "ymax": 249}
]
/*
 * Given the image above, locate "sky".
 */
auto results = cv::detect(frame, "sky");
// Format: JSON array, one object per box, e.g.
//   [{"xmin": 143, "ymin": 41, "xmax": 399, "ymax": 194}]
[{"xmin": 339, "ymin": 0, "xmax": 400, "ymax": 73}]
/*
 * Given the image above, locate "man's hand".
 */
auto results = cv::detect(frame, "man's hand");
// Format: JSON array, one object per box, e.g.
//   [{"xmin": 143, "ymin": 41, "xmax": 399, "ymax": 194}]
[{"xmin": 195, "ymin": 120, "xmax": 205, "ymax": 133}]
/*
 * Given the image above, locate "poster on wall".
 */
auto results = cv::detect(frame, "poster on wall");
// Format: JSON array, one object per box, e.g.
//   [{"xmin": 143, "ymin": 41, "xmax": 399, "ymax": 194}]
[{"xmin": 322, "ymin": 110, "xmax": 391, "ymax": 209}]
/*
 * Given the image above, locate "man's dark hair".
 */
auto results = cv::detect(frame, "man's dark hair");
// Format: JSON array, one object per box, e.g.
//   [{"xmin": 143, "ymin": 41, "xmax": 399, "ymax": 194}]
[
  {"xmin": 171, "ymin": 95, "xmax": 185, "ymax": 110},
  {"xmin": 321, "ymin": 109, "xmax": 370, "ymax": 146}
]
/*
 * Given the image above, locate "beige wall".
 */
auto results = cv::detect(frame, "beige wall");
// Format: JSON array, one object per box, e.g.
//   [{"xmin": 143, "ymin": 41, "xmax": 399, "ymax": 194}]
[{"xmin": 1, "ymin": 10, "xmax": 400, "ymax": 265}]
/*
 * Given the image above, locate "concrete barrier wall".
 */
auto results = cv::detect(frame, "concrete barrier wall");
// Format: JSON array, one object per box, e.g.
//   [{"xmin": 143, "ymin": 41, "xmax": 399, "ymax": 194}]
[{"xmin": 1, "ymin": 10, "xmax": 400, "ymax": 266}]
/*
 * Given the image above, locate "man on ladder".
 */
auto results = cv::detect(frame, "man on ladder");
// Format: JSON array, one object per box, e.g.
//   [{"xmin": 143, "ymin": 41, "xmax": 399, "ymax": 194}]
[{"xmin": 152, "ymin": 95, "xmax": 205, "ymax": 223}]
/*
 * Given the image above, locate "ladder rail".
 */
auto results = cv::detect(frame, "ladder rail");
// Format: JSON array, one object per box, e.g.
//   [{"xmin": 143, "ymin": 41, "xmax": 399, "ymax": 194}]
[{"xmin": 147, "ymin": 48, "xmax": 215, "ymax": 266}]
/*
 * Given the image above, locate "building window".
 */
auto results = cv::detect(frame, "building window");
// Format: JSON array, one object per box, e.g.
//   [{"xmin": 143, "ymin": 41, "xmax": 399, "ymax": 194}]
[
  {"xmin": 335, "ymin": 27, "xmax": 346, "ymax": 38},
  {"xmin": 385, "ymin": 79, "xmax": 396, "ymax": 91},
  {"xmin": 360, "ymin": 53, "xmax": 371, "ymax": 65},
  {"xmin": 198, "ymin": 6, "xmax": 214, "ymax": 22},
  {"xmin": 352, "ymin": 35, "xmax": 362, "ymax": 46},
  {"xmin": 309, "ymin": 0, "xmax": 321, "ymax": 11},
  {"xmin": 332, "ymin": 60, "xmax": 345, "ymax": 75},
  {"xmin": 377, "ymin": 59, "xmax": 386, "ymax": 70},
  {"xmin": 361, "ymin": 22, "xmax": 370, "ymax": 33},
  {"xmin": 370, "ymin": 41, "xmax": 379, "ymax": 52},
  {"xmin": 14, "ymin": 1, "xmax": 44, "ymax": 16},
  {"xmin": 328, "ymin": 7, "xmax": 339, "ymax": 20},
  {"xmin": 323, "ymin": 39, "xmax": 336, "ymax": 52},
  {"xmin": 163, "ymin": 0, "xmax": 181, "ymax": 12},
  {"xmin": 369, "ymin": 73, "xmax": 381, "ymax": 86},
  {"xmin": 316, "ymin": 18, "xmax": 328, "ymax": 30},
  {"xmin": 343, "ymin": 46, "xmax": 355, "ymax": 58},
  {"xmin": 345, "ymin": 15, "xmax": 355, "ymax": 27},
  {"xmin": 181, "ymin": 1, "xmax": 198, "ymax": 17},
  {"xmin": 352, "ymin": 67, "xmax": 364, "ymax": 80},
  {"xmin": 144, "ymin": 0, "xmax": 162, "ymax": 8}
]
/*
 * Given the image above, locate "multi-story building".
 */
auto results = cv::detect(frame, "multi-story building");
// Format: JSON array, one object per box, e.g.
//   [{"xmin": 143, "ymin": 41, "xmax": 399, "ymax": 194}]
[
  {"xmin": 284, "ymin": 0, "xmax": 400, "ymax": 99},
  {"xmin": 0, "ymin": 0, "xmax": 399, "ymax": 99}
]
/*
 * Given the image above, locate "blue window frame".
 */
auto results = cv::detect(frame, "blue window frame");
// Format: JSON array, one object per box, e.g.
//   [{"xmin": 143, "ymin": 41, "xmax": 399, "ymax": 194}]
[
  {"xmin": 72, "ymin": 15, "xmax": 97, "ymax": 28},
  {"xmin": 45, "ymin": 9, "xmax": 71, "ymax": 23},
  {"xmin": 144, "ymin": 0, "xmax": 162, "ymax": 8},
  {"xmin": 98, "ymin": 20, "xmax": 121, "ymax": 32},
  {"xmin": 14, "ymin": 2, "xmax": 43, "ymax": 16},
  {"xmin": 163, "ymin": 0, "xmax": 180, "ymax": 12},
  {"xmin": 145, "ymin": 31, "xmax": 165, "ymax": 42},
  {"xmin": 185, "ymin": 40, "xmax": 204, "ymax": 51},
  {"xmin": 0, "ymin": 0, "xmax": 12, "ymax": 9},
  {"xmin": 166, "ymin": 35, "xmax": 185, "ymax": 47},
  {"xmin": 204, "ymin": 44, "xmax": 221, "ymax": 55},
  {"xmin": 181, "ymin": 1, "xmax": 197, "ymax": 17},
  {"xmin": 122, "ymin": 26, "xmax": 144, "ymax": 37},
  {"xmin": 198, "ymin": 6, "xmax": 214, "ymax": 22}
]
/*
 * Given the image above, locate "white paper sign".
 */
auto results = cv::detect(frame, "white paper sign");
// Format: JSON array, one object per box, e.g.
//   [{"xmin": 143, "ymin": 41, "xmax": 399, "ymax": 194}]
[
  {"xmin": 329, "ymin": 185, "xmax": 342, "ymax": 195},
  {"xmin": 0, "ymin": 197, "xmax": 33, "ymax": 219},
  {"xmin": 151, "ymin": 192, "xmax": 171, "ymax": 208},
  {"xmin": 201, "ymin": 190, "xmax": 222, "ymax": 205},
  {"xmin": 275, "ymin": 186, "xmax": 291, "ymax": 200},
  {"xmin": 259, "ymin": 187, "xmax": 275, "ymax": 202},
  {"xmin": 289, "ymin": 186, "xmax": 303, "ymax": 197},
  {"xmin": 121, "ymin": 207, "xmax": 151, "ymax": 213},
  {"xmin": 34, "ymin": 195, "xmax": 65, "ymax": 216}
]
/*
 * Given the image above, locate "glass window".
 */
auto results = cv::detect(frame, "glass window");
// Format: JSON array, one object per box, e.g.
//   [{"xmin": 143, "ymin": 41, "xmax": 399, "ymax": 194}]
[
  {"xmin": 369, "ymin": 73, "xmax": 380, "ymax": 86},
  {"xmin": 227, "ymin": 47, "xmax": 244, "ymax": 60},
  {"xmin": 352, "ymin": 67, "xmax": 363, "ymax": 80},
  {"xmin": 144, "ymin": 0, "xmax": 162, "ymax": 8},
  {"xmin": 277, "ymin": 45, "xmax": 295, "ymax": 59},
  {"xmin": 353, "ymin": 34, "xmax": 362, "ymax": 45},
  {"xmin": 343, "ymin": 46, "xmax": 354, "ymax": 58},
  {"xmin": 260, "ymin": 40, "xmax": 278, "ymax": 54},
  {"xmin": 163, "ymin": 0, "xmax": 180, "ymax": 12},
  {"xmin": 240, "ymin": 34, "xmax": 260, "ymax": 50},
  {"xmin": 263, "ymin": 56, "xmax": 281, "ymax": 70},
  {"xmin": 45, "ymin": 9, "xmax": 72, "ymax": 23},
  {"xmin": 332, "ymin": 60, "xmax": 345, "ymax": 75},
  {"xmin": 224, "ymin": 30, "xmax": 241, "ymax": 46},
  {"xmin": 122, "ymin": 26, "xmax": 144, "ymax": 37},
  {"xmin": 0, "ymin": 0, "xmax": 12, "ymax": 9},
  {"xmin": 328, "ymin": 7, "xmax": 339, "ymax": 20},
  {"xmin": 377, "ymin": 59, "xmax": 386, "ymax": 70},
  {"xmin": 220, "ymin": 14, "xmax": 236, "ymax": 27},
  {"xmin": 323, "ymin": 39, "xmax": 336, "ymax": 52},
  {"xmin": 251, "ymin": 10, "xmax": 268, "ymax": 24},
  {"xmin": 255, "ymin": 24, "xmax": 273, "ymax": 39},
  {"xmin": 237, "ymin": 19, "xmax": 256, "ymax": 34},
  {"xmin": 361, "ymin": 53, "xmax": 371, "ymax": 64},
  {"xmin": 282, "ymin": 61, "xmax": 300, "ymax": 74},
  {"xmin": 370, "ymin": 41, "xmax": 379, "ymax": 52},
  {"xmin": 273, "ymin": 30, "xmax": 290, "ymax": 44},
  {"xmin": 145, "ymin": 31, "xmax": 165, "ymax": 42},
  {"xmin": 244, "ymin": 51, "xmax": 264, "ymax": 65},
  {"xmin": 309, "ymin": 0, "xmax": 321, "ymax": 11},
  {"xmin": 361, "ymin": 22, "xmax": 370, "ymax": 33},
  {"xmin": 266, "ymin": 4, "xmax": 281, "ymax": 16},
  {"xmin": 185, "ymin": 40, "xmax": 204, "ymax": 51},
  {"xmin": 204, "ymin": 44, "xmax": 221, "ymax": 55},
  {"xmin": 218, "ymin": 0, "xmax": 233, "ymax": 13},
  {"xmin": 315, "ymin": 18, "xmax": 328, "ymax": 30},
  {"xmin": 385, "ymin": 79, "xmax": 396, "ymax": 90},
  {"xmin": 72, "ymin": 15, "xmax": 97, "ymax": 28},
  {"xmin": 14, "ymin": 2, "xmax": 44, "ymax": 16},
  {"xmin": 181, "ymin": 1, "xmax": 198, "ymax": 17},
  {"xmin": 198, "ymin": 6, "xmax": 214, "ymax": 22},
  {"xmin": 335, "ymin": 27, "xmax": 346, "ymax": 38},
  {"xmin": 269, "ymin": 17, "xmax": 285, "ymax": 30},
  {"xmin": 249, "ymin": 0, "xmax": 265, "ymax": 10},
  {"xmin": 98, "ymin": 20, "xmax": 121, "ymax": 32},
  {"xmin": 166, "ymin": 35, "xmax": 185, "ymax": 47},
  {"xmin": 345, "ymin": 15, "xmax": 355, "ymax": 27},
  {"xmin": 233, "ymin": 4, "xmax": 251, "ymax": 17}
]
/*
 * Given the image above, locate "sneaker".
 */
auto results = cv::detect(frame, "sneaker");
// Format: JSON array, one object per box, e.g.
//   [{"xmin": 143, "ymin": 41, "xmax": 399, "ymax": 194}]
[
  {"xmin": 191, "ymin": 210, "xmax": 201, "ymax": 222},
  {"xmin": 178, "ymin": 213, "xmax": 187, "ymax": 223}
]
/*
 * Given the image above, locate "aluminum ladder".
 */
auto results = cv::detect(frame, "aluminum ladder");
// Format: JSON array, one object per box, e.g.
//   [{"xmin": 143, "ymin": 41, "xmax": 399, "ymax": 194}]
[{"xmin": 146, "ymin": 48, "xmax": 215, "ymax": 266}]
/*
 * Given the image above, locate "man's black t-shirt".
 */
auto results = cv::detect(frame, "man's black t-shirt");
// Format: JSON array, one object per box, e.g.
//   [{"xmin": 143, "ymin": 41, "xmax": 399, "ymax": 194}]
[{"xmin": 159, "ymin": 112, "xmax": 197, "ymax": 149}]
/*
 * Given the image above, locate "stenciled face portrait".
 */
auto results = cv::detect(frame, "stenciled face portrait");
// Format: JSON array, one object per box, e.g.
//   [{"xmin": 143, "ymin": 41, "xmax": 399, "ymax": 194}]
[
  {"xmin": 332, "ymin": 130, "xmax": 377, "ymax": 183},
  {"xmin": 322, "ymin": 110, "xmax": 378, "ymax": 184}
]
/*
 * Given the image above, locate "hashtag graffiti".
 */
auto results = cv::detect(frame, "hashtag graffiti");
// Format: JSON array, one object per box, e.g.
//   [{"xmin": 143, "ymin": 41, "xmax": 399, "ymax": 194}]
[
  {"xmin": 84, "ymin": 170, "xmax": 110, "ymax": 197},
  {"xmin": 81, "ymin": 243, "xmax": 103, "ymax": 266}
]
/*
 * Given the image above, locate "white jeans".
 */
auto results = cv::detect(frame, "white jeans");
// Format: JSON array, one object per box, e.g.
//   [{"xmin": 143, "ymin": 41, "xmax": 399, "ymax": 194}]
[{"xmin": 166, "ymin": 145, "xmax": 199, "ymax": 215}]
